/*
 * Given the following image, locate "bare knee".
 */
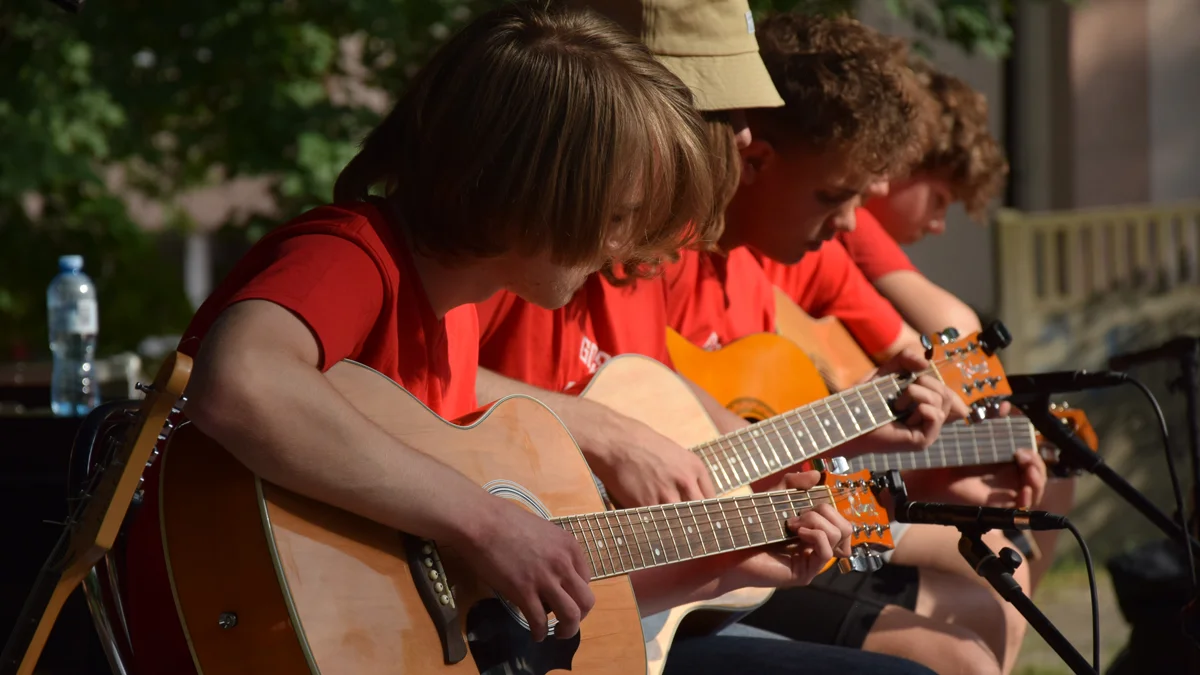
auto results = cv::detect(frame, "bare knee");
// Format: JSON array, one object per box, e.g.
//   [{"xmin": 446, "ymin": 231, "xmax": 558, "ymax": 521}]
[{"xmin": 864, "ymin": 606, "xmax": 1002, "ymax": 675}]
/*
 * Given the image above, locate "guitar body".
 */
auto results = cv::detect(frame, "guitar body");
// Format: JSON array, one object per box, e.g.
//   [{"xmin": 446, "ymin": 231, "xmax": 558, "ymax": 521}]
[
  {"xmin": 772, "ymin": 288, "xmax": 876, "ymax": 392},
  {"xmin": 664, "ymin": 328, "xmax": 829, "ymax": 422},
  {"xmin": 159, "ymin": 360, "xmax": 644, "ymax": 674},
  {"xmin": 577, "ymin": 354, "xmax": 775, "ymax": 675}
]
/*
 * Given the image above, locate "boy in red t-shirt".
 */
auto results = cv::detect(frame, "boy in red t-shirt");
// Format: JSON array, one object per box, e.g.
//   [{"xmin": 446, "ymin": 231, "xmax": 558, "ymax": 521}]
[
  {"xmin": 632, "ymin": 15, "xmax": 1039, "ymax": 675},
  {"xmin": 733, "ymin": 31, "xmax": 1043, "ymax": 674},
  {"xmin": 856, "ymin": 60, "xmax": 1070, "ymax": 599},
  {"xmin": 119, "ymin": 4, "xmax": 859, "ymax": 673}
]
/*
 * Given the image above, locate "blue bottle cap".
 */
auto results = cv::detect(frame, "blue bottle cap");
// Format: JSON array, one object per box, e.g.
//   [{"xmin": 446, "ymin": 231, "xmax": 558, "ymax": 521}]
[{"xmin": 58, "ymin": 255, "xmax": 84, "ymax": 271}]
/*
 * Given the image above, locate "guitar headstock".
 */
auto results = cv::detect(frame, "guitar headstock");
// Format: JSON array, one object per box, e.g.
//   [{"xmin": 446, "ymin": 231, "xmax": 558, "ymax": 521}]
[
  {"xmin": 1039, "ymin": 402, "xmax": 1098, "ymax": 476},
  {"xmin": 66, "ymin": 352, "xmax": 192, "ymax": 574},
  {"xmin": 924, "ymin": 321, "xmax": 1013, "ymax": 418},
  {"xmin": 817, "ymin": 468, "xmax": 898, "ymax": 573}
]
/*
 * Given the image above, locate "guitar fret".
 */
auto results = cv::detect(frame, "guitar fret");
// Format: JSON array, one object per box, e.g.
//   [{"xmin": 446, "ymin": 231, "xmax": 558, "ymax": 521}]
[
  {"xmin": 768, "ymin": 423, "xmax": 797, "ymax": 466},
  {"xmin": 575, "ymin": 516, "xmax": 605, "ymax": 577},
  {"xmin": 657, "ymin": 505, "xmax": 682, "ymax": 563},
  {"xmin": 794, "ymin": 414, "xmax": 821, "ymax": 456},
  {"xmin": 588, "ymin": 513, "xmax": 618, "ymax": 575},
  {"xmin": 622, "ymin": 511, "xmax": 650, "ymax": 568},
  {"xmin": 597, "ymin": 512, "xmax": 624, "ymax": 574},
  {"xmin": 611, "ymin": 511, "xmax": 636, "ymax": 572},
  {"xmin": 747, "ymin": 432, "xmax": 773, "ymax": 477},
  {"xmin": 811, "ymin": 404, "xmax": 835, "ymax": 449},
  {"xmin": 671, "ymin": 504, "xmax": 695, "ymax": 560},
  {"xmin": 757, "ymin": 427, "xmax": 785, "ymax": 476},
  {"xmin": 738, "ymin": 435, "xmax": 764, "ymax": 483},
  {"xmin": 821, "ymin": 399, "xmax": 847, "ymax": 444},
  {"xmin": 636, "ymin": 508, "xmax": 662, "ymax": 565},
  {"xmin": 685, "ymin": 503, "xmax": 707, "ymax": 555}
]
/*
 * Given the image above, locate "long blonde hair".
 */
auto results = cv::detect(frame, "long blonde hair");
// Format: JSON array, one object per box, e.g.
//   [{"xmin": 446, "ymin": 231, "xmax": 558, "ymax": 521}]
[{"xmin": 334, "ymin": 0, "xmax": 716, "ymax": 271}]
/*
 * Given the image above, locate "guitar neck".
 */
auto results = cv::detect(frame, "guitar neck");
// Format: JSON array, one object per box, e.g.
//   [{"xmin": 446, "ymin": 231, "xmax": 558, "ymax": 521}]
[
  {"xmin": 692, "ymin": 373, "xmax": 911, "ymax": 493},
  {"xmin": 849, "ymin": 417, "xmax": 1037, "ymax": 473},
  {"xmin": 556, "ymin": 487, "xmax": 834, "ymax": 579}
]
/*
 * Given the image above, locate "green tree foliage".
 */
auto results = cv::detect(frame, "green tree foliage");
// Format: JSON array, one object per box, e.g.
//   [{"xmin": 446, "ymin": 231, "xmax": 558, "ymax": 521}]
[{"xmin": 0, "ymin": 0, "xmax": 1074, "ymax": 360}]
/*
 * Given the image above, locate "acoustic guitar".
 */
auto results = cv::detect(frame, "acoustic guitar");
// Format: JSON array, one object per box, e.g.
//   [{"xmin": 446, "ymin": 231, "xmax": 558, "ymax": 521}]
[
  {"xmin": 157, "ymin": 359, "xmax": 900, "ymax": 675},
  {"xmin": 585, "ymin": 324, "xmax": 1012, "ymax": 672},
  {"xmin": 771, "ymin": 287, "xmax": 876, "ymax": 392},
  {"xmin": 668, "ymin": 324, "xmax": 1095, "ymax": 472},
  {"xmin": 850, "ymin": 403, "xmax": 1097, "ymax": 477},
  {"xmin": 0, "ymin": 353, "xmax": 191, "ymax": 675}
]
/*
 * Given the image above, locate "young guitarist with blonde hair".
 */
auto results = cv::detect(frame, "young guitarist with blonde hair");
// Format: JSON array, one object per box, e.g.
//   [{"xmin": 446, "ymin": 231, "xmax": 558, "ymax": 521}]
[{"xmin": 118, "ymin": 4, "xmax": 867, "ymax": 673}]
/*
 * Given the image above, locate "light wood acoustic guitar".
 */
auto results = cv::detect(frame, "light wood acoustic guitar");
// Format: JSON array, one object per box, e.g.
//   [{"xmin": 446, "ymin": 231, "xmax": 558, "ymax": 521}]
[
  {"xmin": 0, "ymin": 353, "xmax": 191, "ymax": 675},
  {"xmin": 157, "ymin": 359, "xmax": 901, "ymax": 675},
  {"xmin": 585, "ymin": 324, "xmax": 1012, "ymax": 672}
]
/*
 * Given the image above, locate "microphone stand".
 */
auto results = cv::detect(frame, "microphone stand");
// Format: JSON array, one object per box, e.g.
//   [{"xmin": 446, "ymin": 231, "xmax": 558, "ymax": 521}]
[
  {"xmin": 956, "ymin": 524, "xmax": 1096, "ymax": 675},
  {"xmin": 1168, "ymin": 340, "xmax": 1200, "ymax": 541},
  {"xmin": 1011, "ymin": 395, "xmax": 1200, "ymax": 559}
]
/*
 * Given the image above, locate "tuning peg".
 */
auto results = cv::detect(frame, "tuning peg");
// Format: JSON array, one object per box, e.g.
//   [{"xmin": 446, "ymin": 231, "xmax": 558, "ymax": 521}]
[
  {"xmin": 136, "ymin": 382, "xmax": 154, "ymax": 394},
  {"xmin": 939, "ymin": 328, "xmax": 960, "ymax": 344},
  {"xmin": 971, "ymin": 406, "xmax": 988, "ymax": 422},
  {"xmin": 978, "ymin": 321, "xmax": 1013, "ymax": 356}
]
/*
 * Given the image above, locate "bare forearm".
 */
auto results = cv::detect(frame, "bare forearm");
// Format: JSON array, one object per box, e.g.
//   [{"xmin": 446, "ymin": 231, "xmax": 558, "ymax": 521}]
[
  {"xmin": 477, "ymin": 367, "xmax": 626, "ymax": 463},
  {"xmin": 187, "ymin": 347, "xmax": 492, "ymax": 547},
  {"xmin": 874, "ymin": 271, "xmax": 981, "ymax": 337},
  {"xmin": 629, "ymin": 554, "xmax": 752, "ymax": 616},
  {"xmin": 682, "ymin": 378, "xmax": 749, "ymax": 435}
]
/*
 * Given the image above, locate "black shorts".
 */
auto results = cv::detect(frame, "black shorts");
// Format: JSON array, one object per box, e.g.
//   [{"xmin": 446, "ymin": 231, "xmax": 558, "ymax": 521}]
[{"xmin": 738, "ymin": 564, "xmax": 921, "ymax": 649}]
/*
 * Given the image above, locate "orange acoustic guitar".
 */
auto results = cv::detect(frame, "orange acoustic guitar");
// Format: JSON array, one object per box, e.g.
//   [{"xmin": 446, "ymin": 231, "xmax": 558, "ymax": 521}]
[
  {"xmin": 771, "ymin": 287, "xmax": 876, "ymax": 392},
  {"xmin": 583, "ymin": 324, "xmax": 1011, "ymax": 671},
  {"xmin": 157, "ymin": 359, "xmax": 899, "ymax": 675},
  {"xmin": 0, "ymin": 353, "xmax": 191, "ymax": 675}
]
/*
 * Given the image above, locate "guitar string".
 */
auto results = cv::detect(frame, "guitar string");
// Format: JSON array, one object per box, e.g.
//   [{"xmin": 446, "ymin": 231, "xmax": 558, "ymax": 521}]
[
  {"xmin": 695, "ymin": 359, "xmax": 1024, "ymax": 489},
  {"xmin": 555, "ymin": 488, "xmax": 887, "ymax": 578},
  {"xmin": 693, "ymin": 377, "xmax": 901, "ymax": 488},
  {"xmin": 692, "ymin": 373, "xmax": 912, "ymax": 489},
  {"xmin": 563, "ymin": 496, "xmax": 832, "ymax": 578}
]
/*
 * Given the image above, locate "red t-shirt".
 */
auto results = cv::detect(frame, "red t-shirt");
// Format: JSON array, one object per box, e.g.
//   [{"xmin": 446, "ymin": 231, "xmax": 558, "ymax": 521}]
[
  {"xmin": 664, "ymin": 248, "xmax": 776, "ymax": 350},
  {"xmin": 756, "ymin": 239, "xmax": 904, "ymax": 357},
  {"xmin": 124, "ymin": 201, "xmax": 480, "ymax": 674},
  {"xmin": 836, "ymin": 207, "xmax": 918, "ymax": 282},
  {"xmin": 477, "ymin": 274, "xmax": 673, "ymax": 393}
]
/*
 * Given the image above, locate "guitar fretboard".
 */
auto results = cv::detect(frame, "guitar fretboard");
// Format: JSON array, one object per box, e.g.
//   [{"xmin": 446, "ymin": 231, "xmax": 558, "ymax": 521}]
[
  {"xmin": 849, "ymin": 417, "xmax": 1037, "ymax": 473},
  {"xmin": 690, "ymin": 373, "xmax": 913, "ymax": 493},
  {"xmin": 555, "ymin": 488, "xmax": 834, "ymax": 579}
]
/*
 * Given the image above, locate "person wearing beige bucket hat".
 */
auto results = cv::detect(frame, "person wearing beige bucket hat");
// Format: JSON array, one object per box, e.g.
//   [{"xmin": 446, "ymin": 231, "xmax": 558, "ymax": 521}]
[{"xmin": 574, "ymin": 0, "xmax": 784, "ymax": 112}]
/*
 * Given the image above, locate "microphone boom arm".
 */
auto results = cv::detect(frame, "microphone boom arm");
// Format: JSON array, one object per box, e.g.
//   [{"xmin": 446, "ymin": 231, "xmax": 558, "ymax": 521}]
[{"xmin": 1012, "ymin": 394, "xmax": 1200, "ymax": 559}]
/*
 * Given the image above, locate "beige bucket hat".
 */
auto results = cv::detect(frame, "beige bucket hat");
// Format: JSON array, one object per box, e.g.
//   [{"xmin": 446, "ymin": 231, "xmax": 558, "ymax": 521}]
[{"xmin": 578, "ymin": 0, "xmax": 784, "ymax": 112}]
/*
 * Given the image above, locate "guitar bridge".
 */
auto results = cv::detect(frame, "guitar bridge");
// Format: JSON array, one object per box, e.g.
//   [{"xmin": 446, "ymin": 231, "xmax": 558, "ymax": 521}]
[{"xmin": 403, "ymin": 533, "xmax": 467, "ymax": 665}]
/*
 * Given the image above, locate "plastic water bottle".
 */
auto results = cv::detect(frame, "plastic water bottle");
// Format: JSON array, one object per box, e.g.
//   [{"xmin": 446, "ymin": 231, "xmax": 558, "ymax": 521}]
[{"xmin": 47, "ymin": 255, "xmax": 100, "ymax": 416}]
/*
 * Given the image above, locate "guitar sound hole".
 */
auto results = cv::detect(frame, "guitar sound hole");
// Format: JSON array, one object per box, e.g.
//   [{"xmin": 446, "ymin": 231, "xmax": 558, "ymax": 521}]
[
  {"xmin": 726, "ymin": 397, "xmax": 777, "ymax": 424},
  {"xmin": 465, "ymin": 598, "xmax": 580, "ymax": 674}
]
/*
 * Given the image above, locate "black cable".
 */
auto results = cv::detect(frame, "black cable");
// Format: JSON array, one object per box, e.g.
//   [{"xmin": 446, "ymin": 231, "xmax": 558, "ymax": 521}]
[
  {"xmin": 1124, "ymin": 375, "xmax": 1198, "ymax": 591},
  {"xmin": 1065, "ymin": 519, "xmax": 1100, "ymax": 673}
]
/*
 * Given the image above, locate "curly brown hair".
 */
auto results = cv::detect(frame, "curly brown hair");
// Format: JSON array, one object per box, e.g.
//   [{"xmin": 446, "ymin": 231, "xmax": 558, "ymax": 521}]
[
  {"xmin": 908, "ymin": 59, "xmax": 1009, "ymax": 220},
  {"xmin": 747, "ymin": 13, "xmax": 923, "ymax": 178}
]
